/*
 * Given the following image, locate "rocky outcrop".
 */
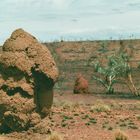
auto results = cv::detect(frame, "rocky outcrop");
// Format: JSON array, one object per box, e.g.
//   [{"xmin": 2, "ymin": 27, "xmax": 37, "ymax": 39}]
[
  {"xmin": 0, "ymin": 29, "xmax": 58, "ymax": 132},
  {"xmin": 73, "ymin": 74, "xmax": 89, "ymax": 94}
]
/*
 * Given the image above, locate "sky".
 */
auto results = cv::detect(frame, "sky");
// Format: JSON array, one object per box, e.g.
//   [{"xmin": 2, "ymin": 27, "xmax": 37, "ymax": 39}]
[{"xmin": 1, "ymin": 0, "xmax": 140, "ymax": 44}]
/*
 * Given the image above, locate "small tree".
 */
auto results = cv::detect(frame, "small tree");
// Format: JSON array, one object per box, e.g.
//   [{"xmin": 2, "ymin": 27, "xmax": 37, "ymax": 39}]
[{"xmin": 93, "ymin": 52, "xmax": 139, "ymax": 95}]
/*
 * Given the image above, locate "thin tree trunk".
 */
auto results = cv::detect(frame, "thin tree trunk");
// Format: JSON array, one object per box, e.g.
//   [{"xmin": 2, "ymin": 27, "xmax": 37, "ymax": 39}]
[{"xmin": 127, "ymin": 74, "xmax": 139, "ymax": 96}]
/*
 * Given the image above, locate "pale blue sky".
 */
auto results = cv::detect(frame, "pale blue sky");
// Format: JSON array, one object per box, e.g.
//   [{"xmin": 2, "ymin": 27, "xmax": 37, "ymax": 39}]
[{"xmin": 1, "ymin": 0, "xmax": 140, "ymax": 44}]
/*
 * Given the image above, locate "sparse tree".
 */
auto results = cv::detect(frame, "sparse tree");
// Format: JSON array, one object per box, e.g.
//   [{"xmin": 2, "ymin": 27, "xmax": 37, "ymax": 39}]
[{"xmin": 93, "ymin": 52, "xmax": 139, "ymax": 95}]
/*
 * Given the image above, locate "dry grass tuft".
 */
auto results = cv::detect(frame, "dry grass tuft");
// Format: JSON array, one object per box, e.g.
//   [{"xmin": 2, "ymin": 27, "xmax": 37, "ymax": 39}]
[
  {"xmin": 114, "ymin": 130, "xmax": 129, "ymax": 140},
  {"xmin": 53, "ymin": 99, "xmax": 82, "ymax": 111},
  {"xmin": 46, "ymin": 132, "xmax": 63, "ymax": 140},
  {"xmin": 90, "ymin": 100, "xmax": 111, "ymax": 112}
]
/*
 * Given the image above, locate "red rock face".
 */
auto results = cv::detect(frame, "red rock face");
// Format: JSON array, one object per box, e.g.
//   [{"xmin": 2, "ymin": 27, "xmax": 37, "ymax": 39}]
[{"xmin": 73, "ymin": 74, "xmax": 89, "ymax": 94}]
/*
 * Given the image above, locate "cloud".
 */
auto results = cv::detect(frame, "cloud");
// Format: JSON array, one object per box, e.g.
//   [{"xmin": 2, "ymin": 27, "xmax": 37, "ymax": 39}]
[
  {"xmin": 45, "ymin": 0, "xmax": 70, "ymax": 9},
  {"xmin": 1, "ymin": 0, "xmax": 140, "ymax": 44},
  {"xmin": 51, "ymin": 0, "xmax": 65, "ymax": 5}
]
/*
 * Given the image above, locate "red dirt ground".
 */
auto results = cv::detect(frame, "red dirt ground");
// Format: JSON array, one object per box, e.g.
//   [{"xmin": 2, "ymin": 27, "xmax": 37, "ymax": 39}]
[{"xmin": 1, "ymin": 92, "xmax": 140, "ymax": 140}]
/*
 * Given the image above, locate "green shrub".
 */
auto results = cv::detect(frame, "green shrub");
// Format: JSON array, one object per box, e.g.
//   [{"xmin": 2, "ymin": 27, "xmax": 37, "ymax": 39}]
[{"xmin": 93, "ymin": 52, "xmax": 139, "ymax": 95}]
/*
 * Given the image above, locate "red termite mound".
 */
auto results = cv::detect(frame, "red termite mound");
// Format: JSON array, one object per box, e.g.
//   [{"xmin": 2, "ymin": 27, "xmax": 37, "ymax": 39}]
[
  {"xmin": 73, "ymin": 74, "xmax": 89, "ymax": 94},
  {"xmin": 0, "ymin": 29, "xmax": 58, "ymax": 132}
]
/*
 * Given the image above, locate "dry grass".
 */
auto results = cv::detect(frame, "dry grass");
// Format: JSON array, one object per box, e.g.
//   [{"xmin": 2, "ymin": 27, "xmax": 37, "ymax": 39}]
[
  {"xmin": 90, "ymin": 100, "xmax": 111, "ymax": 112},
  {"xmin": 136, "ymin": 114, "xmax": 140, "ymax": 120},
  {"xmin": 0, "ymin": 136, "xmax": 7, "ymax": 140},
  {"xmin": 114, "ymin": 130, "xmax": 129, "ymax": 140},
  {"xmin": 46, "ymin": 132, "xmax": 63, "ymax": 140},
  {"xmin": 53, "ymin": 99, "xmax": 82, "ymax": 111}
]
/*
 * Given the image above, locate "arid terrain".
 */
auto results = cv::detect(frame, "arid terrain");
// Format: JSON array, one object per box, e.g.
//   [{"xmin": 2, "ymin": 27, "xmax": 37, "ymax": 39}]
[
  {"xmin": 46, "ymin": 39, "xmax": 140, "ymax": 93},
  {"xmin": 0, "ymin": 39, "xmax": 140, "ymax": 140},
  {"xmin": 1, "ymin": 92, "xmax": 140, "ymax": 140}
]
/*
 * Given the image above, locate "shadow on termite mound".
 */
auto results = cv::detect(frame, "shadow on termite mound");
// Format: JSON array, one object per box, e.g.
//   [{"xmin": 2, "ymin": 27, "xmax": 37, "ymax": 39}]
[{"xmin": 31, "ymin": 66, "xmax": 54, "ymax": 117}]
